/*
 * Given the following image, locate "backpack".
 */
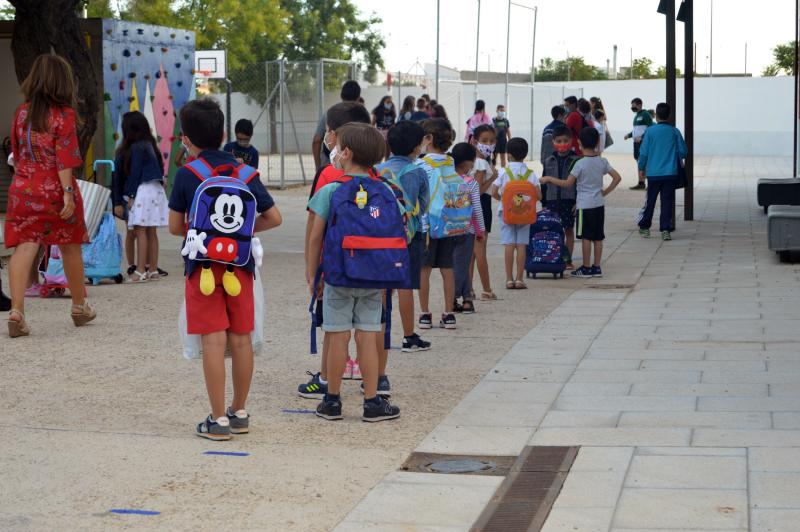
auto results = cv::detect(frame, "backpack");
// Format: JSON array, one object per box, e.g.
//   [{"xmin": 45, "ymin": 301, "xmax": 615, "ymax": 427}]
[
  {"xmin": 185, "ymin": 158, "xmax": 258, "ymax": 267},
  {"xmin": 423, "ymin": 155, "xmax": 472, "ymax": 238},
  {"xmin": 322, "ymin": 175, "xmax": 411, "ymax": 290},
  {"xmin": 501, "ymin": 167, "xmax": 539, "ymax": 225},
  {"xmin": 378, "ymin": 163, "xmax": 419, "ymax": 242}
]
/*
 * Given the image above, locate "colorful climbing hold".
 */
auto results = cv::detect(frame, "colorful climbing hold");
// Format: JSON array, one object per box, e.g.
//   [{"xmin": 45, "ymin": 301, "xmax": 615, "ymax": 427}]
[
  {"xmin": 122, "ymin": 49, "xmax": 131, "ymax": 57},
  {"xmin": 161, "ymin": 47, "xmax": 168, "ymax": 53},
  {"xmin": 184, "ymin": 54, "xmax": 190, "ymax": 60},
  {"xmin": 170, "ymin": 33, "xmax": 176, "ymax": 39},
  {"xmin": 110, "ymin": 63, "xmax": 118, "ymax": 71},
  {"xmin": 149, "ymin": 46, "xmax": 155, "ymax": 53},
  {"xmin": 119, "ymin": 80, "xmax": 125, "ymax": 90},
  {"xmin": 128, "ymin": 72, "xmax": 136, "ymax": 78},
  {"xmin": 175, "ymin": 62, "xmax": 181, "ymax": 69},
  {"xmin": 154, "ymin": 31, "xmax": 160, "ymax": 37},
  {"xmin": 135, "ymin": 50, "xmax": 141, "ymax": 56},
  {"xmin": 176, "ymin": 81, "xmax": 183, "ymax": 87},
  {"xmin": 137, "ymin": 28, "xmax": 144, "ymax": 35}
]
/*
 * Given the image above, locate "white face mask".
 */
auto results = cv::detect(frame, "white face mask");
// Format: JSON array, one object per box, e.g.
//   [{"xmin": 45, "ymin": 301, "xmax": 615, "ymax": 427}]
[
  {"xmin": 497, "ymin": 111, "xmax": 506, "ymax": 119},
  {"xmin": 477, "ymin": 142, "xmax": 495, "ymax": 158},
  {"xmin": 330, "ymin": 146, "xmax": 343, "ymax": 170}
]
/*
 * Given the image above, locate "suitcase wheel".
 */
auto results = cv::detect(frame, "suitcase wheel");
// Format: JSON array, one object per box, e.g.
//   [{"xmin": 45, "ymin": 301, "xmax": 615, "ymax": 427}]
[
  {"xmin": 114, "ymin": 274, "xmax": 124, "ymax": 284},
  {"xmin": 39, "ymin": 286, "xmax": 50, "ymax": 298},
  {"xmin": 559, "ymin": 272, "xmax": 565, "ymax": 279}
]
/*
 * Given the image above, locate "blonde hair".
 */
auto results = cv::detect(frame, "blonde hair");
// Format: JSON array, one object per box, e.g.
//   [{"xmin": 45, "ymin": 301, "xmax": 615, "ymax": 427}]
[{"xmin": 20, "ymin": 54, "xmax": 79, "ymax": 132}]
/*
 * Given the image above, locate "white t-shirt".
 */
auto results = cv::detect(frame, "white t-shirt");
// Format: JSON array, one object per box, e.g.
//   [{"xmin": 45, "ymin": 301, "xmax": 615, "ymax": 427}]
[
  {"xmin": 571, "ymin": 155, "xmax": 614, "ymax": 210},
  {"xmin": 495, "ymin": 162, "xmax": 539, "ymax": 213},
  {"xmin": 594, "ymin": 120, "xmax": 606, "ymax": 154},
  {"xmin": 467, "ymin": 157, "xmax": 493, "ymax": 180}
]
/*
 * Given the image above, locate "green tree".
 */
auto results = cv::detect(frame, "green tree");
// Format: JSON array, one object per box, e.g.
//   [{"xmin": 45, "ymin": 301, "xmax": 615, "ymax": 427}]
[
  {"xmin": 631, "ymin": 57, "xmax": 654, "ymax": 79},
  {"xmin": 655, "ymin": 65, "xmax": 683, "ymax": 78},
  {"xmin": 82, "ymin": 0, "xmax": 114, "ymax": 17},
  {"xmin": 762, "ymin": 41, "xmax": 796, "ymax": 76},
  {"xmin": 536, "ymin": 56, "xmax": 606, "ymax": 82}
]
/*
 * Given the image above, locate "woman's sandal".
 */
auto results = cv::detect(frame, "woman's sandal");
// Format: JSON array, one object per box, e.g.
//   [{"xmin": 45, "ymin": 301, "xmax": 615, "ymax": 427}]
[
  {"xmin": 480, "ymin": 291, "xmax": 498, "ymax": 301},
  {"xmin": 506, "ymin": 281, "xmax": 516, "ymax": 290},
  {"xmin": 147, "ymin": 271, "xmax": 161, "ymax": 281},
  {"xmin": 8, "ymin": 309, "xmax": 30, "ymax": 338},
  {"xmin": 515, "ymin": 280, "xmax": 528, "ymax": 289},
  {"xmin": 129, "ymin": 270, "xmax": 148, "ymax": 283},
  {"xmin": 71, "ymin": 302, "xmax": 97, "ymax": 327}
]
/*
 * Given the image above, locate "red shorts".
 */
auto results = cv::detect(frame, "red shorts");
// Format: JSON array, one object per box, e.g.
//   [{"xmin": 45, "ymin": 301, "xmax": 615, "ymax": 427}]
[{"xmin": 185, "ymin": 263, "xmax": 254, "ymax": 335}]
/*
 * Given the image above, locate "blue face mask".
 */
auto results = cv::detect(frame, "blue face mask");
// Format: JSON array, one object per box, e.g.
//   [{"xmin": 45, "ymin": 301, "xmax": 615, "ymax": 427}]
[{"xmin": 384, "ymin": 103, "xmax": 392, "ymax": 110}]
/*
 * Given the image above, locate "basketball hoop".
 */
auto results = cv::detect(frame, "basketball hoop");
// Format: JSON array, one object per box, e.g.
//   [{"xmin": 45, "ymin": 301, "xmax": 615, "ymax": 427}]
[{"xmin": 194, "ymin": 70, "xmax": 213, "ymax": 80}]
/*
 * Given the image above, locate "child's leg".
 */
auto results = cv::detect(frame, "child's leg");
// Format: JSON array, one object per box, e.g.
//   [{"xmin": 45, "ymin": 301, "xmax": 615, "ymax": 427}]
[
  {"xmin": 565, "ymin": 228, "xmax": 575, "ymax": 259},
  {"xmin": 147, "ymin": 227, "xmax": 159, "ymax": 271},
  {"xmin": 451, "ymin": 236, "xmax": 467, "ymax": 300},
  {"xmin": 592, "ymin": 240, "xmax": 603, "ymax": 267},
  {"xmin": 134, "ymin": 226, "xmax": 148, "ymax": 273},
  {"xmin": 500, "ymin": 152, "xmax": 507, "ymax": 167},
  {"xmin": 376, "ymin": 323, "xmax": 388, "ymax": 376},
  {"xmin": 228, "ymin": 332, "xmax": 254, "ymax": 411},
  {"xmin": 440, "ymin": 267, "xmax": 455, "ymax": 313},
  {"xmin": 504, "ymin": 244, "xmax": 514, "ymax": 282},
  {"xmin": 515, "ymin": 244, "xmax": 526, "ymax": 280},
  {"xmin": 474, "ymin": 235, "xmax": 492, "ymax": 292},
  {"xmin": 419, "ymin": 266, "xmax": 432, "ymax": 313},
  {"xmin": 326, "ymin": 330, "xmax": 351, "ymax": 395},
  {"xmin": 125, "ymin": 229, "xmax": 135, "ymax": 266},
  {"xmin": 398, "ymin": 289, "xmax": 415, "ymax": 335},
  {"xmin": 356, "ymin": 330, "xmax": 380, "ymax": 399},
  {"xmin": 320, "ymin": 332, "xmax": 330, "ymax": 380},
  {"xmin": 581, "ymin": 238, "xmax": 592, "ymax": 268},
  {"xmin": 201, "ymin": 331, "xmax": 227, "ymax": 418}
]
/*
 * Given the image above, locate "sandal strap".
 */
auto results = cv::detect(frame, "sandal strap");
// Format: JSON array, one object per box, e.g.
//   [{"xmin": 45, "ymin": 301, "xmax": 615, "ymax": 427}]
[{"xmin": 8, "ymin": 309, "xmax": 25, "ymax": 319}]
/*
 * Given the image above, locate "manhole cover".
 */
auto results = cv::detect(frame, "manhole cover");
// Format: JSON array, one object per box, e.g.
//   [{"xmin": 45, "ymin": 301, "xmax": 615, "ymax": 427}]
[{"xmin": 426, "ymin": 458, "xmax": 497, "ymax": 474}]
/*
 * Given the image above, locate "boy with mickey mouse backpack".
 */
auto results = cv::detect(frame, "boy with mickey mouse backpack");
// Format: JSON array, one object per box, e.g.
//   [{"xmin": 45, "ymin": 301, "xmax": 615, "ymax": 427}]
[{"xmin": 168, "ymin": 98, "xmax": 283, "ymax": 441}]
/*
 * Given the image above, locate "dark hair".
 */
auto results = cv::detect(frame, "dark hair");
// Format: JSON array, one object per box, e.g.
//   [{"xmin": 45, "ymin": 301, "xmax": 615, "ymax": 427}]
[
  {"xmin": 340, "ymin": 80, "xmax": 361, "ymax": 101},
  {"xmin": 656, "ymin": 102, "xmax": 671, "ymax": 120},
  {"xmin": 416, "ymin": 97, "xmax": 427, "ymax": 109},
  {"xmin": 372, "ymin": 95, "xmax": 396, "ymax": 119},
  {"xmin": 564, "ymin": 95, "xmax": 578, "ymax": 106},
  {"xmin": 631, "ymin": 97, "xmax": 643, "ymax": 105},
  {"xmin": 180, "ymin": 98, "xmax": 224, "ymax": 150},
  {"xmin": 234, "ymin": 118, "xmax": 254, "ymax": 136},
  {"xmin": 336, "ymin": 122, "xmax": 385, "ymax": 167},
  {"xmin": 474, "ymin": 99, "xmax": 485, "ymax": 113},
  {"xmin": 21, "ymin": 54, "xmax": 79, "ymax": 133},
  {"xmin": 553, "ymin": 125, "xmax": 572, "ymax": 140},
  {"xmin": 497, "ymin": 104, "xmax": 505, "ymax": 110},
  {"xmin": 577, "ymin": 98, "xmax": 591, "ymax": 114},
  {"xmin": 400, "ymin": 95, "xmax": 415, "ymax": 115},
  {"xmin": 421, "ymin": 93, "xmax": 431, "ymax": 102},
  {"xmin": 431, "ymin": 104, "xmax": 448, "ymax": 119},
  {"xmin": 326, "ymin": 101, "xmax": 370, "ymax": 131},
  {"xmin": 593, "ymin": 109, "xmax": 605, "ymax": 121},
  {"xmin": 590, "ymin": 96, "xmax": 605, "ymax": 111},
  {"xmin": 450, "ymin": 142, "xmax": 477, "ymax": 168},
  {"xmin": 551, "ymin": 105, "xmax": 566, "ymax": 120},
  {"xmin": 116, "ymin": 111, "xmax": 163, "ymax": 176},
  {"xmin": 506, "ymin": 137, "xmax": 529, "ymax": 161},
  {"xmin": 387, "ymin": 120, "xmax": 425, "ymax": 157},
  {"xmin": 421, "ymin": 117, "xmax": 455, "ymax": 152},
  {"xmin": 578, "ymin": 126, "xmax": 600, "ymax": 150},
  {"xmin": 472, "ymin": 124, "xmax": 495, "ymax": 141}
]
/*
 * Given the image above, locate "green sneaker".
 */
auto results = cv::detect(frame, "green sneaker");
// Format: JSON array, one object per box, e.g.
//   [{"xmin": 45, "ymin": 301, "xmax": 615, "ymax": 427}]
[
  {"xmin": 661, "ymin": 231, "xmax": 672, "ymax": 241},
  {"xmin": 639, "ymin": 228, "xmax": 651, "ymax": 238}
]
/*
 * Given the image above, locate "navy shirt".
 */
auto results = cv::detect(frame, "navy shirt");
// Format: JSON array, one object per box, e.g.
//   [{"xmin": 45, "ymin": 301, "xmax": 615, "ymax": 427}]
[
  {"xmin": 168, "ymin": 149, "xmax": 275, "ymax": 276},
  {"xmin": 112, "ymin": 140, "xmax": 164, "ymax": 206},
  {"xmin": 223, "ymin": 141, "xmax": 260, "ymax": 168},
  {"xmin": 410, "ymin": 111, "xmax": 430, "ymax": 122}
]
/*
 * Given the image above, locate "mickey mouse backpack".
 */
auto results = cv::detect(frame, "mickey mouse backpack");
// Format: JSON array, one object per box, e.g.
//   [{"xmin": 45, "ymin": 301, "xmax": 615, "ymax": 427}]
[{"xmin": 184, "ymin": 158, "xmax": 259, "ymax": 296}]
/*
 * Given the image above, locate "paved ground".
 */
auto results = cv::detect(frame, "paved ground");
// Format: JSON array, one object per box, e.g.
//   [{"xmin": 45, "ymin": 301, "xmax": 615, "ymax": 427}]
[
  {"xmin": 335, "ymin": 154, "xmax": 799, "ymax": 532},
  {"xmin": 2, "ymin": 153, "xmax": 795, "ymax": 531}
]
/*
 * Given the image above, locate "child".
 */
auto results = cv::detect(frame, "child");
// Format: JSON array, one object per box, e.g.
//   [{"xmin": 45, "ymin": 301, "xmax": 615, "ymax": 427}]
[
  {"xmin": 469, "ymin": 124, "xmax": 498, "ymax": 300},
  {"xmin": 491, "ymin": 138, "xmax": 540, "ymax": 289},
  {"xmin": 450, "ymin": 143, "xmax": 485, "ymax": 313},
  {"xmin": 492, "ymin": 105, "xmax": 511, "ymax": 168},
  {"xmin": 306, "ymin": 122, "xmax": 402, "ymax": 422},
  {"xmin": 465, "ymin": 99, "xmax": 492, "ymax": 142},
  {"xmin": 417, "ymin": 118, "xmax": 461, "ymax": 329},
  {"xmin": 375, "ymin": 120, "xmax": 432, "ymax": 352},
  {"xmin": 539, "ymin": 127, "xmax": 621, "ymax": 278},
  {"xmin": 223, "ymin": 119, "xmax": 259, "ymax": 168},
  {"xmin": 541, "ymin": 125, "xmax": 580, "ymax": 268},
  {"xmin": 168, "ymin": 98, "xmax": 282, "ymax": 440},
  {"xmin": 113, "ymin": 111, "xmax": 168, "ymax": 283},
  {"xmin": 298, "ymin": 102, "xmax": 374, "ymax": 400}
]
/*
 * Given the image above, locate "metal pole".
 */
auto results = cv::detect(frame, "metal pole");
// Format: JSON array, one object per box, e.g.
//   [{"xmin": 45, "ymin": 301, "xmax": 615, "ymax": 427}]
[
  {"xmin": 475, "ymin": 0, "xmax": 480, "ymax": 102},
  {"xmin": 684, "ymin": 0, "xmax": 694, "ymax": 220},
  {"xmin": 530, "ymin": 6, "xmax": 537, "ymax": 160},
  {"xmin": 709, "ymin": 0, "xmax": 713, "ymax": 77},
  {"xmin": 225, "ymin": 79, "xmax": 232, "ymax": 143},
  {"xmin": 666, "ymin": 0, "xmax": 676, "ymax": 126},
  {"xmin": 504, "ymin": 0, "xmax": 511, "ymax": 108},
  {"xmin": 279, "ymin": 59, "xmax": 285, "ymax": 189},
  {"xmin": 613, "ymin": 44, "xmax": 618, "ymax": 79},
  {"xmin": 317, "ymin": 61, "xmax": 324, "ymax": 125},
  {"xmin": 630, "ymin": 48, "xmax": 633, "ymax": 79},
  {"xmin": 435, "ymin": 0, "xmax": 440, "ymax": 100},
  {"xmin": 744, "ymin": 43, "xmax": 748, "ymax": 75}
]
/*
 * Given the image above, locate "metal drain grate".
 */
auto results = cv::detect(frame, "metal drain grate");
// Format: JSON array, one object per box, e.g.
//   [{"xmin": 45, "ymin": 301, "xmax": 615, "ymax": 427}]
[
  {"xmin": 471, "ymin": 446, "xmax": 579, "ymax": 531},
  {"xmin": 401, "ymin": 452, "xmax": 516, "ymax": 477}
]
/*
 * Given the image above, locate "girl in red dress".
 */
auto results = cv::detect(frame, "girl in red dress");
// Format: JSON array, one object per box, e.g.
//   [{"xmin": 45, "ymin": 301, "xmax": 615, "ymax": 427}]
[{"xmin": 4, "ymin": 54, "xmax": 97, "ymax": 337}]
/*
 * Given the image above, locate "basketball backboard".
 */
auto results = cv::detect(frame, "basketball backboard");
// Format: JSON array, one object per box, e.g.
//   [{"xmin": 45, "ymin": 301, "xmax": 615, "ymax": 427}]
[{"xmin": 194, "ymin": 50, "xmax": 227, "ymax": 79}]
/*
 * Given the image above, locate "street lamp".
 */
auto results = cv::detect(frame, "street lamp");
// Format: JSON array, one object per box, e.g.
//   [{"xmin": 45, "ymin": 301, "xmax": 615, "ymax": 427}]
[
  {"xmin": 505, "ymin": 2, "xmax": 537, "ymax": 154},
  {"xmin": 475, "ymin": 0, "xmax": 481, "ymax": 102}
]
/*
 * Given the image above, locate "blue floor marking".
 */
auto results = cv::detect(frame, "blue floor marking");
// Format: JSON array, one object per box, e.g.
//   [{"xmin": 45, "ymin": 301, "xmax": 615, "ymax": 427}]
[
  {"xmin": 109, "ymin": 509, "xmax": 160, "ymax": 516},
  {"xmin": 203, "ymin": 451, "xmax": 250, "ymax": 457},
  {"xmin": 281, "ymin": 408, "xmax": 316, "ymax": 414}
]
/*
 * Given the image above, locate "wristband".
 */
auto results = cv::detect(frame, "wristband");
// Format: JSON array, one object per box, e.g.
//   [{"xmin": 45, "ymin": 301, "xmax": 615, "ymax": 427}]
[{"xmin": 64, "ymin": 186, "xmax": 74, "ymax": 193}]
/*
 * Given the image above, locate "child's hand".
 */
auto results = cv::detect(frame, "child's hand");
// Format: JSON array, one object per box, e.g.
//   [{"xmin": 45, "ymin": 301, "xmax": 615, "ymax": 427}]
[
  {"xmin": 571, "ymin": 205, "xmax": 577, "ymax": 214},
  {"xmin": 181, "ymin": 229, "xmax": 208, "ymax": 260},
  {"xmin": 539, "ymin": 176, "xmax": 550, "ymax": 185},
  {"xmin": 127, "ymin": 197, "xmax": 134, "ymax": 210},
  {"xmin": 251, "ymin": 237, "xmax": 264, "ymax": 267},
  {"xmin": 113, "ymin": 205, "xmax": 124, "ymax": 219}
]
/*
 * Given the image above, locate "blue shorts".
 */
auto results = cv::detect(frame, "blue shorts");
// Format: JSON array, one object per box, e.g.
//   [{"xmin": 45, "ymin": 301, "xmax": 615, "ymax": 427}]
[
  {"xmin": 543, "ymin": 200, "xmax": 576, "ymax": 229},
  {"xmin": 408, "ymin": 232, "xmax": 424, "ymax": 289},
  {"xmin": 322, "ymin": 284, "xmax": 383, "ymax": 333},
  {"xmin": 499, "ymin": 219, "xmax": 530, "ymax": 245}
]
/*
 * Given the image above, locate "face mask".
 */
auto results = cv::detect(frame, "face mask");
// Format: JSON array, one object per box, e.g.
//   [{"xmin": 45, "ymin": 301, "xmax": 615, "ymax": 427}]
[
  {"xmin": 181, "ymin": 141, "xmax": 192, "ymax": 156},
  {"xmin": 476, "ymin": 143, "xmax": 495, "ymax": 158},
  {"xmin": 554, "ymin": 142, "xmax": 571, "ymax": 154},
  {"xmin": 497, "ymin": 111, "xmax": 506, "ymax": 119},
  {"xmin": 384, "ymin": 102, "xmax": 392, "ymax": 110},
  {"xmin": 330, "ymin": 146, "xmax": 343, "ymax": 170},
  {"xmin": 631, "ymin": 106, "xmax": 638, "ymax": 112},
  {"xmin": 237, "ymin": 140, "xmax": 250, "ymax": 148}
]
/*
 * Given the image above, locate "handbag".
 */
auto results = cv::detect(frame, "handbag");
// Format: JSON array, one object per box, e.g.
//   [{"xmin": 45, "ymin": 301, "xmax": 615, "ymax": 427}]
[
  {"xmin": 674, "ymin": 128, "xmax": 687, "ymax": 189},
  {"xmin": 604, "ymin": 125, "xmax": 614, "ymax": 148}
]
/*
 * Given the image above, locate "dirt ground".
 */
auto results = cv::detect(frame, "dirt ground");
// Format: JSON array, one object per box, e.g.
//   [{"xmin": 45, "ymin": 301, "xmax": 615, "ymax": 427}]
[{"xmin": 0, "ymin": 154, "xmax": 646, "ymax": 531}]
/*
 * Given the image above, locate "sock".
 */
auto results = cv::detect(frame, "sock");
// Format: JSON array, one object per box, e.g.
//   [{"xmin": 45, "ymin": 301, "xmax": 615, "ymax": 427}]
[
  {"xmin": 319, "ymin": 376, "xmax": 328, "ymax": 385},
  {"xmin": 325, "ymin": 393, "xmax": 340, "ymax": 403},
  {"xmin": 364, "ymin": 396, "xmax": 381, "ymax": 405}
]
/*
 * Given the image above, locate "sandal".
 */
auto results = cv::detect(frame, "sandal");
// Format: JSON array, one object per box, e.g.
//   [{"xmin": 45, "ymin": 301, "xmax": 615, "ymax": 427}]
[
  {"xmin": 462, "ymin": 301, "xmax": 475, "ymax": 314},
  {"xmin": 8, "ymin": 309, "xmax": 30, "ymax": 338},
  {"xmin": 480, "ymin": 291, "xmax": 498, "ymax": 301},
  {"xmin": 129, "ymin": 270, "xmax": 148, "ymax": 283},
  {"xmin": 147, "ymin": 271, "xmax": 161, "ymax": 281},
  {"xmin": 71, "ymin": 302, "xmax": 97, "ymax": 327},
  {"xmin": 515, "ymin": 280, "xmax": 527, "ymax": 289},
  {"xmin": 506, "ymin": 281, "xmax": 516, "ymax": 290}
]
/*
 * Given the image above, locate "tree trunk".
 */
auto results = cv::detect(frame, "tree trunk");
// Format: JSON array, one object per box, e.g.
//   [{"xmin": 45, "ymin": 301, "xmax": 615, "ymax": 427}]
[{"xmin": 9, "ymin": 0, "xmax": 99, "ymax": 165}]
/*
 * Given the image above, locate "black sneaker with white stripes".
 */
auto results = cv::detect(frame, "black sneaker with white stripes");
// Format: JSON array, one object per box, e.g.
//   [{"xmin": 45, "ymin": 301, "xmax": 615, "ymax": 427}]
[
  {"xmin": 362, "ymin": 396, "xmax": 400, "ymax": 422},
  {"xmin": 402, "ymin": 333, "xmax": 431, "ymax": 352}
]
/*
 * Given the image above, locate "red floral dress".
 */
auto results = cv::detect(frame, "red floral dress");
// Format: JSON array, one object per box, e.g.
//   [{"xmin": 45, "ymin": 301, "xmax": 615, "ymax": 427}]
[{"xmin": 3, "ymin": 104, "xmax": 88, "ymax": 248}]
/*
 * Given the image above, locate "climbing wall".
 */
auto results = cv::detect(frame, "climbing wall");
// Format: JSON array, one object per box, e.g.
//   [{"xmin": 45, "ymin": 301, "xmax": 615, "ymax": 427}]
[{"xmin": 101, "ymin": 20, "xmax": 195, "ymax": 177}]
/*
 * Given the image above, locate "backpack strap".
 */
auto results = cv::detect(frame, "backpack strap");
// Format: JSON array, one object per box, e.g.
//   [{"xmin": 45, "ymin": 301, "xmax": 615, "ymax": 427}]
[
  {"xmin": 422, "ymin": 155, "xmax": 454, "ymax": 169},
  {"xmin": 397, "ymin": 162, "xmax": 417, "ymax": 178},
  {"xmin": 308, "ymin": 267, "xmax": 323, "ymax": 355},
  {"xmin": 234, "ymin": 164, "xmax": 259, "ymax": 184},
  {"xmin": 185, "ymin": 158, "xmax": 214, "ymax": 181}
]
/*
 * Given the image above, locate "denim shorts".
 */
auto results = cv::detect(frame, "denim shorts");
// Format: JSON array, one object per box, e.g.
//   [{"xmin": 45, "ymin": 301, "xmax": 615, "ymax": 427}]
[
  {"xmin": 499, "ymin": 219, "xmax": 530, "ymax": 245},
  {"xmin": 322, "ymin": 284, "xmax": 383, "ymax": 332}
]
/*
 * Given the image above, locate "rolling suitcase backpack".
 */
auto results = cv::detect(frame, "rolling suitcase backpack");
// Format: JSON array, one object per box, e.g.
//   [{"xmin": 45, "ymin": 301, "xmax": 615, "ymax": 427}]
[{"xmin": 525, "ymin": 207, "xmax": 566, "ymax": 279}]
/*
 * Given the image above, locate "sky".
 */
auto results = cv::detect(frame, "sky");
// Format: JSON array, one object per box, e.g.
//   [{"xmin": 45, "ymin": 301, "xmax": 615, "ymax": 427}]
[{"xmin": 352, "ymin": 0, "xmax": 796, "ymax": 77}]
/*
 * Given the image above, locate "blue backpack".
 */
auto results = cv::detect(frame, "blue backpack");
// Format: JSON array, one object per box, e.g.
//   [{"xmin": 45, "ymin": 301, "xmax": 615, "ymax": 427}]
[
  {"xmin": 422, "ymin": 155, "xmax": 472, "ymax": 238},
  {"xmin": 378, "ymin": 163, "xmax": 420, "ymax": 242},
  {"xmin": 185, "ymin": 158, "xmax": 258, "ymax": 267},
  {"xmin": 322, "ymin": 175, "xmax": 411, "ymax": 290}
]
